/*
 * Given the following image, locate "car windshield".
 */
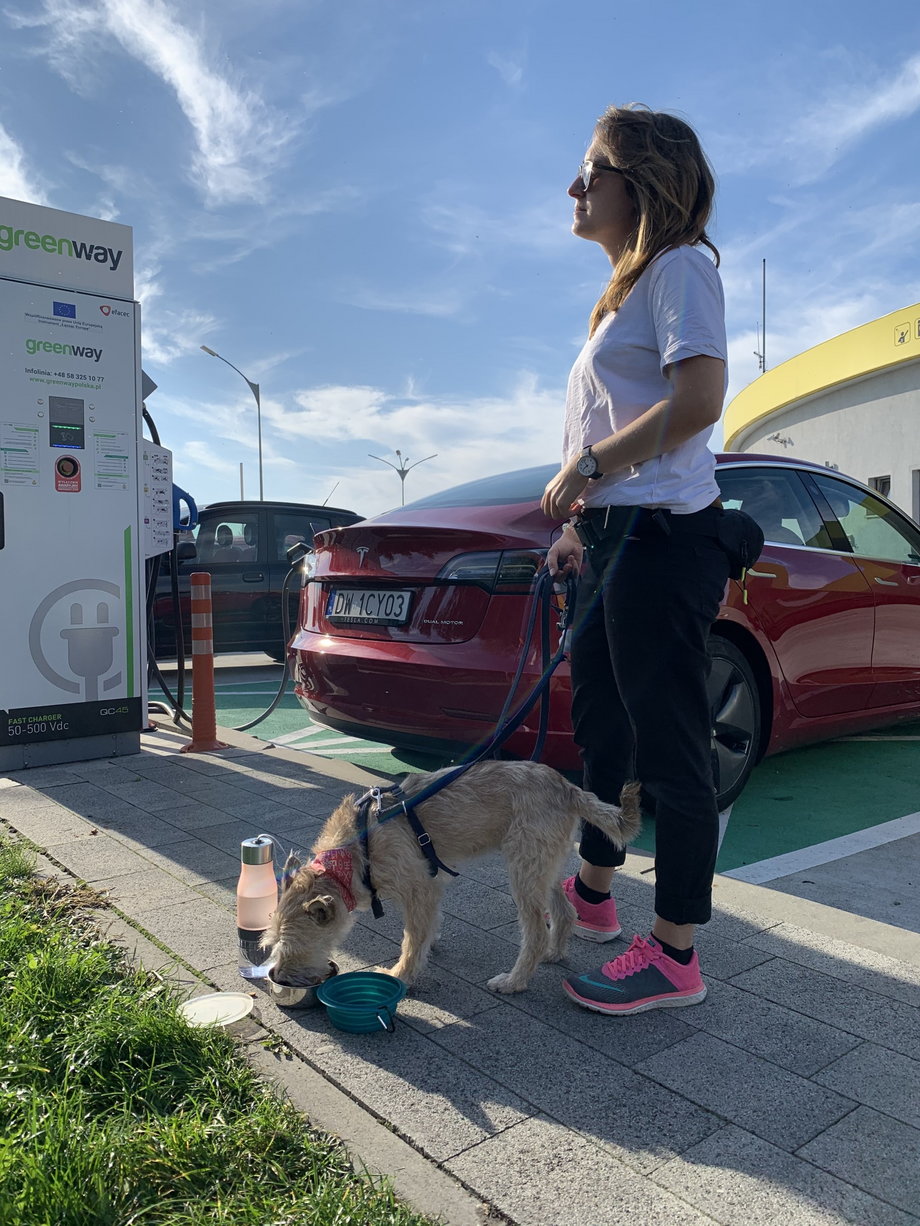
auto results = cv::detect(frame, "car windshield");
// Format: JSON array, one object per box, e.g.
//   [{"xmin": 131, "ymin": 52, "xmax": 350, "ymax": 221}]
[{"xmin": 397, "ymin": 465, "xmax": 558, "ymax": 511}]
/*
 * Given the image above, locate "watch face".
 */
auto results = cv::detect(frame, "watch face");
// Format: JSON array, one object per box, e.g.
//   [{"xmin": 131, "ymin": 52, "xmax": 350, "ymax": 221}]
[{"xmin": 576, "ymin": 454, "xmax": 597, "ymax": 477}]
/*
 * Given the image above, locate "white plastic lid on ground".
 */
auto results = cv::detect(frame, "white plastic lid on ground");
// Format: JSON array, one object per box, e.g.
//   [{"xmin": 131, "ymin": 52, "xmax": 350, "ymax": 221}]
[{"xmin": 178, "ymin": 991, "xmax": 255, "ymax": 1028}]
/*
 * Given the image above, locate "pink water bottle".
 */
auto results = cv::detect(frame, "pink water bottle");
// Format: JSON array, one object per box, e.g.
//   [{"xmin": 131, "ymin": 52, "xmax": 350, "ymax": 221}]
[{"xmin": 237, "ymin": 836, "xmax": 278, "ymax": 979}]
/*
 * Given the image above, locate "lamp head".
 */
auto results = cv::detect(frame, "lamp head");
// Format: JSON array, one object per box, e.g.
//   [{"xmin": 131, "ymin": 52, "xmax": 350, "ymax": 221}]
[{"xmin": 200, "ymin": 345, "xmax": 218, "ymax": 357}]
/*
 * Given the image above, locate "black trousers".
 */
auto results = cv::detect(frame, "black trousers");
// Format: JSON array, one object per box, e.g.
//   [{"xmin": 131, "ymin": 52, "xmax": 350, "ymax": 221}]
[{"xmin": 569, "ymin": 506, "xmax": 729, "ymax": 926}]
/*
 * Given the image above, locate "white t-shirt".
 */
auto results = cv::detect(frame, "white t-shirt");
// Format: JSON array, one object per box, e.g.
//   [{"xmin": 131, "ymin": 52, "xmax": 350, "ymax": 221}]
[{"xmin": 562, "ymin": 244, "xmax": 727, "ymax": 514}]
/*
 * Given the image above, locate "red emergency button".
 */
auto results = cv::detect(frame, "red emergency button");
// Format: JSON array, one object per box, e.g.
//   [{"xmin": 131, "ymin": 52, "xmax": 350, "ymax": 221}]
[{"xmin": 55, "ymin": 456, "xmax": 81, "ymax": 492}]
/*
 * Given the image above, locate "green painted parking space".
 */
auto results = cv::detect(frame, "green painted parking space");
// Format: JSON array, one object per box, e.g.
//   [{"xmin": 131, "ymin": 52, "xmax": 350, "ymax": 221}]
[
  {"xmin": 716, "ymin": 723, "xmax": 920, "ymax": 873},
  {"xmin": 211, "ymin": 677, "xmax": 447, "ymax": 777},
  {"xmin": 202, "ymin": 673, "xmax": 920, "ymax": 874}
]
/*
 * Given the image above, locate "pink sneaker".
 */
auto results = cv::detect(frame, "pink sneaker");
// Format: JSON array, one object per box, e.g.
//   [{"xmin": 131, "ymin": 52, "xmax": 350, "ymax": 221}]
[
  {"xmin": 562, "ymin": 875, "xmax": 621, "ymax": 942},
  {"xmin": 563, "ymin": 935, "xmax": 707, "ymax": 1015}
]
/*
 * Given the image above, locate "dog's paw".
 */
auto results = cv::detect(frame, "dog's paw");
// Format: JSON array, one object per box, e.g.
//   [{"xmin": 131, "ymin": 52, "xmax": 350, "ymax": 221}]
[
  {"xmin": 486, "ymin": 971, "xmax": 525, "ymax": 994},
  {"xmin": 375, "ymin": 963, "xmax": 414, "ymax": 986}
]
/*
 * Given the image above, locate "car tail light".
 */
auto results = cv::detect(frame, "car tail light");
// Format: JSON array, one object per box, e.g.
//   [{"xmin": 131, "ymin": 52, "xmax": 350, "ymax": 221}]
[
  {"xmin": 300, "ymin": 550, "xmax": 318, "ymax": 582},
  {"xmin": 495, "ymin": 550, "xmax": 546, "ymax": 592},
  {"xmin": 436, "ymin": 550, "xmax": 546, "ymax": 593}
]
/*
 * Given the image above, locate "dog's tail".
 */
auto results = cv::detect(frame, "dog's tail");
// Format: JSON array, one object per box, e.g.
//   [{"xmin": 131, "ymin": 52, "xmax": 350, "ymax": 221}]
[{"xmin": 570, "ymin": 780, "xmax": 642, "ymax": 848}]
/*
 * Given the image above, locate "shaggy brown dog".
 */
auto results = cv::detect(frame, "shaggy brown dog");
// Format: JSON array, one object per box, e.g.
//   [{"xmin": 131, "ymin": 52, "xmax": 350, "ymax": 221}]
[{"xmin": 263, "ymin": 760, "xmax": 640, "ymax": 993}]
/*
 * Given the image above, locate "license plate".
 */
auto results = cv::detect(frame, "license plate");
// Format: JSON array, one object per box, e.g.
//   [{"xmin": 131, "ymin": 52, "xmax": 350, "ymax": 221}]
[{"xmin": 326, "ymin": 587, "xmax": 413, "ymax": 625}]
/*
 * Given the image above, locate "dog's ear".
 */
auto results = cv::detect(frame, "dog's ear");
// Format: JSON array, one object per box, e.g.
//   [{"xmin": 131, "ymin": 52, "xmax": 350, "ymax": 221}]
[{"xmin": 303, "ymin": 894, "xmax": 337, "ymax": 926}]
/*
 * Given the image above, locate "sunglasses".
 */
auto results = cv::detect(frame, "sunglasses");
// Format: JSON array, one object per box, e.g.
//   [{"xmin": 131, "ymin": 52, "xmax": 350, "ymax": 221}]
[{"xmin": 579, "ymin": 159, "xmax": 627, "ymax": 190}]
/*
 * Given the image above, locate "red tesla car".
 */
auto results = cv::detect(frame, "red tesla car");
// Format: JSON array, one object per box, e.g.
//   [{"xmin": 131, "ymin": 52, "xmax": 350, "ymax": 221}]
[{"xmin": 288, "ymin": 456, "xmax": 920, "ymax": 807}]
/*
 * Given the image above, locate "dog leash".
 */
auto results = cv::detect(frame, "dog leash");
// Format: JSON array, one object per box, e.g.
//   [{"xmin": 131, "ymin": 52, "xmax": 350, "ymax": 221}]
[{"xmin": 351, "ymin": 570, "xmax": 577, "ymax": 919}]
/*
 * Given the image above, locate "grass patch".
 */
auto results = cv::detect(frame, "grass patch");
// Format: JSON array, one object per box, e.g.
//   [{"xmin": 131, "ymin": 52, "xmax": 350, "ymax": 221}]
[{"xmin": 0, "ymin": 840, "xmax": 435, "ymax": 1226}]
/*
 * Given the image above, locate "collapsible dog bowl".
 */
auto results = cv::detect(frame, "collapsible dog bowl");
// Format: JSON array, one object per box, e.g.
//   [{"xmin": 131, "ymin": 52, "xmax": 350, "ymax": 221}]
[{"xmin": 315, "ymin": 971, "xmax": 406, "ymax": 1033}]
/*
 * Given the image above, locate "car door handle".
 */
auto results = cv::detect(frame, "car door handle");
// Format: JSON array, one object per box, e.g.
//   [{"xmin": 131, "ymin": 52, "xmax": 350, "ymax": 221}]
[
  {"xmin": 745, "ymin": 569, "xmax": 777, "ymax": 579},
  {"xmin": 874, "ymin": 577, "xmax": 898, "ymax": 587},
  {"xmin": 242, "ymin": 572, "xmax": 264, "ymax": 582}
]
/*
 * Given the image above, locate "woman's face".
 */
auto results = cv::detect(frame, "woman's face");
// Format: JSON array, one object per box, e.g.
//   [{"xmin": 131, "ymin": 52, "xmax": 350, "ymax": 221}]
[{"xmin": 568, "ymin": 138, "xmax": 636, "ymax": 260}]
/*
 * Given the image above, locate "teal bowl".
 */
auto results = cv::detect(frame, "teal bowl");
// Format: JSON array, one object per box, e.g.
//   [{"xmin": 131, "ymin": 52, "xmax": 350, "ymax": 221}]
[{"xmin": 315, "ymin": 971, "xmax": 407, "ymax": 1033}]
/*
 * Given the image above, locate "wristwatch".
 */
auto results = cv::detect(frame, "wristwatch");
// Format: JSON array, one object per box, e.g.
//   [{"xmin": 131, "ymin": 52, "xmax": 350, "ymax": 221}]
[{"xmin": 575, "ymin": 445, "xmax": 604, "ymax": 480}]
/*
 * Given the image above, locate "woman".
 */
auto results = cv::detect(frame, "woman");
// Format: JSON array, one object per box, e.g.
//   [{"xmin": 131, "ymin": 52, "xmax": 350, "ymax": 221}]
[{"xmin": 542, "ymin": 105, "xmax": 729, "ymax": 1015}]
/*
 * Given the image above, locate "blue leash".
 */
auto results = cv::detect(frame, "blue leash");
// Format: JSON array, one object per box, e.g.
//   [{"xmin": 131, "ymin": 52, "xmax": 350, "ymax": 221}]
[{"xmin": 358, "ymin": 569, "xmax": 577, "ymax": 916}]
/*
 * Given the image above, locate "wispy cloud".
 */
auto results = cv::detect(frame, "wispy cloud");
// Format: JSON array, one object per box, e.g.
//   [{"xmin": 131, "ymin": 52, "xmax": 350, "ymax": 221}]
[
  {"xmin": 252, "ymin": 372, "xmax": 565, "ymax": 514},
  {"xmin": 716, "ymin": 50, "xmax": 920, "ymax": 183},
  {"xmin": 0, "ymin": 120, "xmax": 48, "ymax": 203},
  {"xmin": 11, "ymin": 0, "xmax": 293, "ymax": 205},
  {"xmin": 487, "ymin": 49, "xmax": 524, "ymax": 89},
  {"xmin": 340, "ymin": 284, "xmax": 468, "ymax": 317},
  {"xmin": 180, "ymin": 440, "xmax": 243, "ymax": 478},
  {"xmin": 136, "ymin": 262, "xmax": 217, "ymax": 365},
  {"xmin": 266, "ymin": 373, "xmax": 564, "ymax": 459},
  {"xmin": 790, "ymin": 52, "xmax": 920, "ymax": 179}
]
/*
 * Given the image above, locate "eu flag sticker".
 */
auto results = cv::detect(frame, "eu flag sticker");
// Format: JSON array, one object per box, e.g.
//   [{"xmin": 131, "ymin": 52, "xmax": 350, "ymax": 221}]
[{"xmin": 53, "ymin": 301, "xmax": 76, "ymax": 319}]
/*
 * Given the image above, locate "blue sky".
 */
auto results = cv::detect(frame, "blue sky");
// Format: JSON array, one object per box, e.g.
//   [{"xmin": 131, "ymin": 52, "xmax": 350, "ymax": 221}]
[{"xmin": 2, "ymin": 0, "xmax": 919, "ymax": 517}]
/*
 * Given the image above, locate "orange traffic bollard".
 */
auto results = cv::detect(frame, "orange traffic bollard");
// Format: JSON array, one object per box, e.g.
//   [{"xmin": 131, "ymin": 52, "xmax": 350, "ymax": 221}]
[{"xmin": 180, "ymin": 573, "xmax": 229, "ymax": 754}]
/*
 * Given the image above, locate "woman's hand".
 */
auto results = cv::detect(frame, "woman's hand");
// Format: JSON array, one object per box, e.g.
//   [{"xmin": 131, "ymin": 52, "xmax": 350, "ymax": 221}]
[
  {"xmin": 546, "ymin": 524, "xmax": 584, "ymax": 579},
  {"xmin": 541, "ymin": 461, "xmax": 589, "ymax": 519}
]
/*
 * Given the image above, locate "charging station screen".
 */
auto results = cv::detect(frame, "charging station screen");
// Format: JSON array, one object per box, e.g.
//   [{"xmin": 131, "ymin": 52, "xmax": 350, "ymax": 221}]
[{"xmin": 48, "ymin": 396, "xmax": 86, "ymax": 449}]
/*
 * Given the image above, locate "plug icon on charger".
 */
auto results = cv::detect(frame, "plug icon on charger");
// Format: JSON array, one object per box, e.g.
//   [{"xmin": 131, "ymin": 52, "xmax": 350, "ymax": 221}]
[{"xmin": 60, "ymin": 601, "xmax": 119, "ymax": 702}]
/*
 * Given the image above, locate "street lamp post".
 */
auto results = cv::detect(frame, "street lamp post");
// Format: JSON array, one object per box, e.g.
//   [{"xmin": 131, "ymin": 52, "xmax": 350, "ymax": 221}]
[
  {"xmin": 200, "ymin": 345, "xmax": 264, "ymax": 500},
  {"xmin": 368, "ymin": 448, "xmax": 437, "ymax": 506}
]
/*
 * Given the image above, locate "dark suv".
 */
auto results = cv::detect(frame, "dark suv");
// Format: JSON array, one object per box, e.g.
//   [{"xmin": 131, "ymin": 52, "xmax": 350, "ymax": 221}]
[{"xmin": 153, "ymin": 500, "xmax": 363, "ymax": 660}]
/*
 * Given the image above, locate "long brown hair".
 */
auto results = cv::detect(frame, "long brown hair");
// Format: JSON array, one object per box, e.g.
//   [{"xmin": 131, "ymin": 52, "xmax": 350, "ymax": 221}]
[{"xmin": 588, "ymin": 105, "xmax": 719, "ymax": 337}]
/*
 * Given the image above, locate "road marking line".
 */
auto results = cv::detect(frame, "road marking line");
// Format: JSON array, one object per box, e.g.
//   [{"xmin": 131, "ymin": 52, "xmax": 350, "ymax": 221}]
[
  {"xmin": 304, "ymin": 745, "xmax": 397, "ymax": 756},
  {"xmin": 722, "ymin": 810, "xmax": 920, "ymax": 884},
  {"xmin": 214, "ymin": 689, "xmax": 295, "ymax": 696},
  {"xmin": 296, "ymin": 736, "xmax": 369, "ymax": 749},
  {"xmin": 272, "ymin": 734, "xmax": 367, "ymax": 750},
  {"xmin": 271, "ymin": 726, "xmax": 327, "ymax": 745}
]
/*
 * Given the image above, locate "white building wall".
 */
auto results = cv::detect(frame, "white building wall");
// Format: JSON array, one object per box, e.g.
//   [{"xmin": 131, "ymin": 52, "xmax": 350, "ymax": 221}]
[{"xmin": 735, "ymin": 357, "xmax": 920, "ymax": 518}]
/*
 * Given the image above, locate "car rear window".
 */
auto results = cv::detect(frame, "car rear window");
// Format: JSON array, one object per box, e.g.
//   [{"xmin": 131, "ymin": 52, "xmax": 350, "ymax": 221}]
[
  {"xmin": 397, "ymin": 465, "xmax": 558, "ymax": 511},
  {"xmin": 271, "ymin": 512, "xmax": 332, "ymax": 560}
]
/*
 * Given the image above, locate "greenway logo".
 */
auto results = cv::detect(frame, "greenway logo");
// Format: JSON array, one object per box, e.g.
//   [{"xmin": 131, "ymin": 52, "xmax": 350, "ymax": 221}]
[
  {"xmin": 26, "ymin": 338, "xmax": 102, "ymax": 362},
  {"xmin": 0, "ymin": 222, "xmax": 123, "ymax": 272}
]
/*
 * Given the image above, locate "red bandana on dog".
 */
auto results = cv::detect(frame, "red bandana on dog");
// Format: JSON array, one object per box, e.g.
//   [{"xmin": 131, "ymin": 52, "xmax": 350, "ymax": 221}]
[{"xmin": 309, "ymin": 849, "xmax": 356, "ymax": 911}]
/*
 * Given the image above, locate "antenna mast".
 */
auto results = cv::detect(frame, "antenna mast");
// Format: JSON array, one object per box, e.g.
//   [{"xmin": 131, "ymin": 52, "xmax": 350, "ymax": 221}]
[{"xmin": 753, "ymin": 259, "xmax": 767, "ymax": 373}]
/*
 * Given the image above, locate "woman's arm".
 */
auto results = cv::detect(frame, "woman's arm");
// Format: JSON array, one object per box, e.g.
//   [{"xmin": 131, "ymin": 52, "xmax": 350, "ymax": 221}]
[{"xmin": 541, "ymin": 354, "xmax": 725, "ymax": 519}]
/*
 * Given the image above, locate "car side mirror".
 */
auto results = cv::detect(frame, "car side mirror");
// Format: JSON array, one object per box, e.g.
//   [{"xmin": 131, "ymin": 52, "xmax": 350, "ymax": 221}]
[{"xmin": 176, "ymin": 541, "xmax": 197, "ymax": 562}]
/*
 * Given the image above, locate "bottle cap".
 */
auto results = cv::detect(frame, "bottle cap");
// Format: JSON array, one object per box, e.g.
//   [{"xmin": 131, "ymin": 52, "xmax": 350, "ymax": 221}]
[{"xmin": 240, "ymin": 836, "xmax": 273, "ymax": 865}]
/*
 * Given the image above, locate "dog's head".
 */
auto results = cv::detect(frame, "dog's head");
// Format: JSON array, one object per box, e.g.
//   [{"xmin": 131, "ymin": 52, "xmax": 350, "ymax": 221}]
[{"xmin": 260, "ymin": 852, "xmax": 354, "ymax": 985}]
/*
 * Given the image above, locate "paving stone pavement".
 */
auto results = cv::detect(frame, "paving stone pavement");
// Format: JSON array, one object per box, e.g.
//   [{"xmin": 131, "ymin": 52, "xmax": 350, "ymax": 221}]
[{"xmin": 2, "ymin": 723, "xmax": 920, "ymax": 1226}]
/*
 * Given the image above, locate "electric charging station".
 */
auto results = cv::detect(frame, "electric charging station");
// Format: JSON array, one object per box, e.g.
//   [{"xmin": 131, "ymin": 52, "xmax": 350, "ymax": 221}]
[{"xmin": 0, "ymin": 195, "xmax": 153, "ymax": 770}]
